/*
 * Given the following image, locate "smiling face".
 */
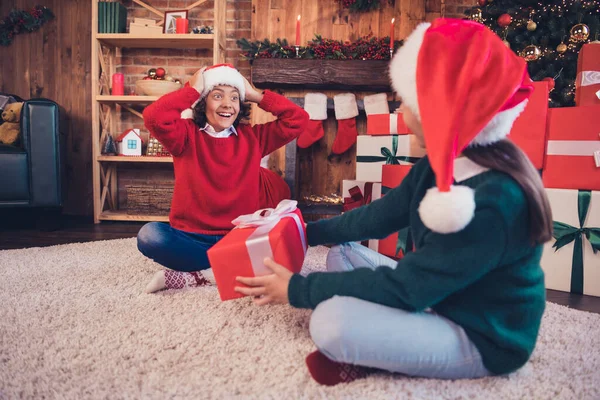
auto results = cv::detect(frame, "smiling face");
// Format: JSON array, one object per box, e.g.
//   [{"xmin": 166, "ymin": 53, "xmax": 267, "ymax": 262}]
[{"xmin": 204, "ymin": 85, "xmax": 241, "ymax": 131}]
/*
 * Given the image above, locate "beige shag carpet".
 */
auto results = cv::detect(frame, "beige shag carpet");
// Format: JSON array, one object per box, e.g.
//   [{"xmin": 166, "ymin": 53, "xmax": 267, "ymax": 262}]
[{"xmin": 1, "ymin": 238, "xmax": 599, "ymax": 399}]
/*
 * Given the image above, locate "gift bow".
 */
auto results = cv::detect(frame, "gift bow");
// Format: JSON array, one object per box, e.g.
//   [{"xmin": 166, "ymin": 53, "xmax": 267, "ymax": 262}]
[
  {"xmin": 231, "ymin": 199, "xmax": 307, "ymax": 276},
  {"xmin": 552, "ymin": 190, "xmax": 600, "ymax": 294},
  {"xmin": 343, "ymin": 184, "xmax": 373, "ymax": 211},
  {"xmin": 356, "ymin": 135, "xmax": 422, "ymax": 165}
]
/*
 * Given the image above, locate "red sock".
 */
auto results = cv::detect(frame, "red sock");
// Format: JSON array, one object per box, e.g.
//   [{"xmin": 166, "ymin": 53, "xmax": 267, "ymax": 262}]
[
  {"xmin": 305, "ymin": 350, "xmax": 368, "ymax": 386},
  {"xmin": 297, "ymin": 120, "xmax": 325, "ymax": 148},
  {"xmin": 331, "ymin": 118, "xmax": 358, "ymax": 155}
]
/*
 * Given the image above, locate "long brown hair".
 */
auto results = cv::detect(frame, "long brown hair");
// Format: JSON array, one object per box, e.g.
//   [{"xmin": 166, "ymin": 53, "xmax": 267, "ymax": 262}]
[
  {"xmin": 462, "ymin": 139, "xmax": 553, "ymax": 245},
  {"xmin": 192, "ymin": 98, "xmax": 251, "ymax": 128}
]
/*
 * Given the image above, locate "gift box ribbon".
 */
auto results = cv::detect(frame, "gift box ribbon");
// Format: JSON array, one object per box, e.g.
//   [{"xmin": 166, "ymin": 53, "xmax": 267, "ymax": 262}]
[
  {"xmin": 231, "ymin": 199, "xmax": 307, "ymax": 276},
  {"xmin": 546, "ymin": 139, "xmax": 600, "ymax": 168},
  {"xmin": 552, "ymin": 190, "xmax": 600, "ymax": 294},
  {"xmin": 577, "ymin": 71, "xmax": 600, "ymax": 87},
  {"xmin": 343, "ymin": 183, "xmax": 373, "ymax": 211},
  {"xmin": 356, "ymin": 135, "xmax": 422, "ymax": 165}
]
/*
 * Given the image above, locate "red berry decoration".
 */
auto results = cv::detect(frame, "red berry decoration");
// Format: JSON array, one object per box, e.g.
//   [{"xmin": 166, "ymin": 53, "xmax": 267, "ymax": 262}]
[
  {"xmin": 155, "ymin": 67, "xmax": 166, "ymax": 78},
  {"xmin": 478, "ymin": 0, "xmax": 487, "ymax": 6},
  {"xmin": 498, "ymin": 13, "xmax": 512, "ymax": 27}
]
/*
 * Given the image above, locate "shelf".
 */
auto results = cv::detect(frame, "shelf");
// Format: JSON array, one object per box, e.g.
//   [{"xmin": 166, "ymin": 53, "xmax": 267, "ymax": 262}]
[
  {"xmin": 96, "ymin": 33, "xmax": 214, "ymax": 49},
  {"xmin": 99, "ymin": 211, "xmax": 169, "ymax": 222},
  {"xmin": 97, "ymin": 156, "xmax": 173, "ymax": 163},
  {"xmin": 96, "ymin": 95, "xmax": 158, "ymax": 103}
]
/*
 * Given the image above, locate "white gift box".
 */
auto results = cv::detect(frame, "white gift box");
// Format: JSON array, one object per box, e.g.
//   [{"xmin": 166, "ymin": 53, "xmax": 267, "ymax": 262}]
[
  {"xmin": 540, "ymin": 188, "xmax": 600, "ymax": 297},
  {"xmin": 356, "ymin": 135, "xmax": 425, "ymax": 182}
]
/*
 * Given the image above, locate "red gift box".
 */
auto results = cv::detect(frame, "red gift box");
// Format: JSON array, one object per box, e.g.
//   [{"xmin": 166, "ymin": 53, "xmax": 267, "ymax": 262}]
[
  {"xmin": 508, "ymin": 81, "xmax": 550, "ymax": 170},
  {"xmin": 542, "ymin": 106, "xmax": 600, "ymax": 191},
  {"xmin": 377, "ymin": 165, "xmax": 413, "ymax": 258},
  {"xmin": 575, "ymin": 43, "xmax": 600, "ymax": 107},
  {"xmin": 207, "ymin": 200, "xmax": 307, "ymax": 301},
  {"xmin": 366, "ymin": 113, "xmax": 411, "ymax": 135}
]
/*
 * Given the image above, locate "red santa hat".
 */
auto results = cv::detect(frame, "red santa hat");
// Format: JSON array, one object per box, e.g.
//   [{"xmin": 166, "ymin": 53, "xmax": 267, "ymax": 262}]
[
  {"xmin": 181, "ymin": 63, "xmax": 246, "ymax": 119},
  {"xmin": 389, "ymin": 18, "xmax": 534, "ymax": 234}
]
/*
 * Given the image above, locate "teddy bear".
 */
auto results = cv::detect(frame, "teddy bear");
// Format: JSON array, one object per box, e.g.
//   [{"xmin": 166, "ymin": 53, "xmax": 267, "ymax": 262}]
[{"xmin": 0, "ymin": 102, "xmax": 23, "ymax": 145}]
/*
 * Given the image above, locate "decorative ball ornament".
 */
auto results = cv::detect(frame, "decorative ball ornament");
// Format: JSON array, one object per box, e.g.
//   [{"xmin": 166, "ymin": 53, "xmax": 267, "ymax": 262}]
[
  {"xmin": 498, "ymin": 13, "xmax": 512, "ymax": 27},
  {"xmin": 477, "ymin": 0, "xmax": 487, "ymax": 7},
  {"xmin": 470, "ymin": 8, "xmax": 483, "ymax": 22},
  {"xmin": 527, "ymin": 20, "xmax": 537, "ymax": 31},
  {"xmin": 155, "ymin": 67, "xmax": 166, "ymax": 78},
  {"xmin": 148, "ymin": 68, "xmax": 157, "ymax": 78},
  {"xmin": 570, "ymin": 23, "xmax": 590, "ymax": 42},
  {"xmin": 557, "ymin": 42, "xmax": 568, "ymax": 53},
  {"xmin": 542, "ymin": 77, "xmax": 555, "ymax": 91},
  {"xmin": 522, "ymin": 44, "xmax": 541, "ymax": 61}
]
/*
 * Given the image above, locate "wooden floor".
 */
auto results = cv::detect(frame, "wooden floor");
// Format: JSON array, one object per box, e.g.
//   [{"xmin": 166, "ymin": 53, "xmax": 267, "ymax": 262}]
[{"xmin": 1, "ymin": 212, "xmax": 599, "ymax": 314}]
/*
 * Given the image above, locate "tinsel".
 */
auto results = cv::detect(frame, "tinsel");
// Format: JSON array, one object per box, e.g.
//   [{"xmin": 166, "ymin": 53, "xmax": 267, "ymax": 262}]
[{"xmin": 0, "ymin": 5, "xmax": 54, "ymax": 46}]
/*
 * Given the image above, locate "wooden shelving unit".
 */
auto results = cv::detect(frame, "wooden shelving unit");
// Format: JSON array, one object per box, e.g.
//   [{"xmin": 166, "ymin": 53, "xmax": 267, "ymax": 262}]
[{"xmin": 91, "ymin": 0, "xmax": 227, "ymax": 223}]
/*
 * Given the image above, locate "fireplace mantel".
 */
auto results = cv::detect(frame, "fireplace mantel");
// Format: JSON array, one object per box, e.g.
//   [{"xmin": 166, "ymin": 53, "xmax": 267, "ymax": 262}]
[{"xmin": 251, "ymin": 59, "xmax": 392, "ymax": 92}]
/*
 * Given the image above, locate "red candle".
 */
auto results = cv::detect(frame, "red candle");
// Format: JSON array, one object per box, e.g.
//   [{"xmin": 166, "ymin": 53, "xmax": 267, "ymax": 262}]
[
  {"xmin": 390, "ymin": 18, "xmax": 395, "ymax": 51},
  {"xmin": 176, "ymin": 18, "xmax": 189, "ymax": 34},
  {"xmin": 296, "ymin": 15, "xmax": 301, "ymax": 46},
  {"xmin": 112, "ymin": 73, "xmax": 124, "ymax": 96}
]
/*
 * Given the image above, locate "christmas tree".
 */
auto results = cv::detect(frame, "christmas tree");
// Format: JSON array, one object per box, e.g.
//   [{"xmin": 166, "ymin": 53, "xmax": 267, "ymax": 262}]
[{"xmin": 465, "ymin": 0, "xmax": 600, "ymax": 107}]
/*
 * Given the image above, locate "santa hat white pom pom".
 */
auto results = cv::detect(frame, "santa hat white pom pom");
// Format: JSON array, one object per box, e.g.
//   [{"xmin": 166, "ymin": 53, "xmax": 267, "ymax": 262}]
[{"xmin": 418, "ymin": 185, "xmax": 476, "ymax": 234}]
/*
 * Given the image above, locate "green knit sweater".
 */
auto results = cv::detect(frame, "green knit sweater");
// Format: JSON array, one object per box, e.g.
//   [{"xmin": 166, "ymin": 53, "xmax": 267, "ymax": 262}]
[{"xmin": 288, "ymin": 156, "xmax": 546, "ymax": 375}]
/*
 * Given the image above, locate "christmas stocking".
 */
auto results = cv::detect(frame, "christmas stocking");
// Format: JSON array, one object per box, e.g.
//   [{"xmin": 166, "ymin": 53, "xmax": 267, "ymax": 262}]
[
  {"xmin": 297, "ymin": 93, "xmax": 328, "ymax": 148},
  {"xmin": 331, "ymin": 93, "xmax": 359, "ymax": 155},
  {"xmin": 363, "ymin": 93, "xmax": 390, "ymax": 116}
]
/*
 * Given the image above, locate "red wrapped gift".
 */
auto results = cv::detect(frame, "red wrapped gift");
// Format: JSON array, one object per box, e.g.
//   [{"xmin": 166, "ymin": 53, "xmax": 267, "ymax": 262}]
[
  {"xmin": 542, "ymin": 106, "xmax": 600, "ymax": 191},
  {"xmin": 376, "ymin": 165, "xmax": 414, "ymax": 258},
  {"xmin": 508, "ymin": 81, "xmax": 550, "ymax": 170},
  {"xmin": 342, "ymin": 181, "xmax": 382, "ymax": 212},
  {"xmin": 207, "ymin": 200, "xmax": 307, "ymax": 301},
  {"xmin": 575, "ymin": 43, "xmax": 600, "ymax": 107},
  {"xmin": 366, "ymin": 113, "xmax": 411, "ymax": 135}
]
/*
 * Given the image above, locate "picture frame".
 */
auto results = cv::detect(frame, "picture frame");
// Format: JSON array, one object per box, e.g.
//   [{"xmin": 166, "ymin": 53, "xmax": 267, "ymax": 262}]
[{"xmin": 163, "ymin": 10, "xmax": 188, "ymax": 34}]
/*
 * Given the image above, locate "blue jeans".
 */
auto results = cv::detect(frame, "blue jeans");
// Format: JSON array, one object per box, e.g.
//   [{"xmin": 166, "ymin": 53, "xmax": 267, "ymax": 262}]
[
  {"xmin": 137, "ymin": 222, "xmax": 224, "ymax": 272},
  {"xmin": 309, "ymin": 242, "xmax": 491, "ymax": 379}
]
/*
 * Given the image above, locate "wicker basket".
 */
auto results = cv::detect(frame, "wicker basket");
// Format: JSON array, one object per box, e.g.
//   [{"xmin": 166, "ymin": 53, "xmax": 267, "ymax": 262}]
[
  {"xmin": 135, "ymin": 79, "xmax": 182, "ymax": 96},
  {"xmin": 126, "ymin": 184, "xmax": 174, "ymax": 215}
]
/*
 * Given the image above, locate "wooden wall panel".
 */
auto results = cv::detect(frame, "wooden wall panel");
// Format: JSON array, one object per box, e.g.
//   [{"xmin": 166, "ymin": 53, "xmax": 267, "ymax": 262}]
[{"xmin": 0, "ymin": 0, "xmax": 92, "ymax": 215}]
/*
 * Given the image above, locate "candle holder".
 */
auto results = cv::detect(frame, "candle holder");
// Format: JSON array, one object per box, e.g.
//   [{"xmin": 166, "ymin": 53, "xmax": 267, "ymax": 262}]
[{"xmin": 295, "ymin": 45, "xmax": 300, "ymax": 58}]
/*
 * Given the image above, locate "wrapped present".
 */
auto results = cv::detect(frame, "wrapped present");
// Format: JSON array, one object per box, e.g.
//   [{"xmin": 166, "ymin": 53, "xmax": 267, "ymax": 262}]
[
  {"xmin": 508, "ymin": 81, "xmax": 549, "ymax": 170},
  {"xmin": 575, "ymin": 43, "xmax": 600, "ymax": 107},
  {"xmin": 207, "ymin": 200, "xmax": 307, "ymax": 301},
  {"xmin": 540, "ymin": 189, "xmax": 600, "ymax": 297},
  {"xmin": 374, "ymin": 165, "xmax": 414, "ymax": 258},
  {"xmin": 341, "ymin": 180, "xmax": 382, "ymax": 212},
  {"xmin": 356, "ymin": 134, "xmax": 425, "ymax": 182},
  {"xmin": 542, "ymin": 106, "xmax": 600, "ymax": 190},
  {"xmin": 366, "ymin": 113, "xmax": 411, "ymax": 135}
]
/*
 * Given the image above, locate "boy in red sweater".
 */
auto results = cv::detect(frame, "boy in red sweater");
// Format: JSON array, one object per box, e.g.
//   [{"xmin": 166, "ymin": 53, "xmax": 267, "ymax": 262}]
[{"xmin": 139, "ymin": 64, "xmax": 309, "ymax": 293}]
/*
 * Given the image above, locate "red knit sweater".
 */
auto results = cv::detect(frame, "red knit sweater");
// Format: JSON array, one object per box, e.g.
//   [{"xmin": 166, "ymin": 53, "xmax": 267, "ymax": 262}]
[{"xmin": 143, "ymin": 87, "xmax": 308, "ymax": 235}]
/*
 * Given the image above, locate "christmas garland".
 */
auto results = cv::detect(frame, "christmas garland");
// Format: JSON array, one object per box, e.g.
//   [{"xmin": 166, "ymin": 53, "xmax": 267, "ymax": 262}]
[
  {"xmin": 0, "ymin": 5, "xmax": 54, "ymax": 46},
  {"xmin": 237, "ymin": 35, "xmax": 402, "ymax": 61},
  {"xmin": 341, "ymin": 0, "xmax": 387, "ymax": 13}
]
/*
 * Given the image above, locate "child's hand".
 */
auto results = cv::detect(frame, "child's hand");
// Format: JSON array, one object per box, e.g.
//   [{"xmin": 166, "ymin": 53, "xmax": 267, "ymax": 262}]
[
  {"xmin": 189, "ymin": 67, "xmax": 207, "ymax": 93},
  {"xmin": 234, "ymin": 257, "xmax": 292, "ymax": 305},
  {"xmin": 243, "ymin": 76, "xmax": 264, "ymax": 104}
]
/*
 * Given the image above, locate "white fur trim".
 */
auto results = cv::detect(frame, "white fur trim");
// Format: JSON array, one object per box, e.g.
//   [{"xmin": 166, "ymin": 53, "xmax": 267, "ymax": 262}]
[
  {"xmin": 334, "ymin": 93, "xmax": 359, "ymax": 120},
  {"xmin": 304, "ymin": 93, "xmax": 328, "ymax": 120},
  {"xmin": 181, "ymin": 108, "xmax": 194, "ymax": 119},
  {"xmin": 470, "ymin": 100, "xmax": 528, "ymax": 146},
  {"xmin": 418, "ymin": 185, "xmax": 476, "ymax": 234},
  {"xmin": 363, "ymin": 93, "xmax": 390, "ymax": 115},
  {"xmin": 201, "ymin": 66, "xmax": 246, "ymax": 101},
  {"xmin": 389, "ymin": 22, "xmax": 430, "ymax": 121}
]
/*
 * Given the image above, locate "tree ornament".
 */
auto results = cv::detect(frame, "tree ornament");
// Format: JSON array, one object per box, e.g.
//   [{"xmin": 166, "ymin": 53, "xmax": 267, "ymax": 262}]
[
  {"xmin": 542, "ymin": 77, "xmax": 555, "ymax": 91},
  {"xmin": 570, "ymin": 23, "xmax": 590, "ymax": 42},
  {"xmin": 478, "ymin": 0, "xmax": 487, "ymax": 6},
  {"xmin": 521, "ymin": 44, "xmax": 541, "ymax": 61},
  {"xmin": 527, "ymin": 20, "xmax": 537, "ymax": 31},
  {"xmin": 102, "ymin": 134, "xmax": 117, "ymax": 155},
  {"xmin": 155, "ymin": 67, "xmax": 166, "ymax": 78},
  {"xmin": 148, "ymin": 68, "xmax": 157, "ymax": 78},
  {"xmin": 497, "ymin": 14, "xmax": 512, "ymax": 27},
  {"xmin": 470, "ymin": 8, "xmax": 483, "ymax": 22},
  {"xmin": 557, "ymin": 42, "xmax": 568, "ymax": 53}
]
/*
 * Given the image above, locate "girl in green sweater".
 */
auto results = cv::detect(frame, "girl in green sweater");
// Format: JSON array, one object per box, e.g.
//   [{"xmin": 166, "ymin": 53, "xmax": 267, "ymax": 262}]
[{"xmin": 235, "ymin": 18, "xmax": 553, "ymax": 386}]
